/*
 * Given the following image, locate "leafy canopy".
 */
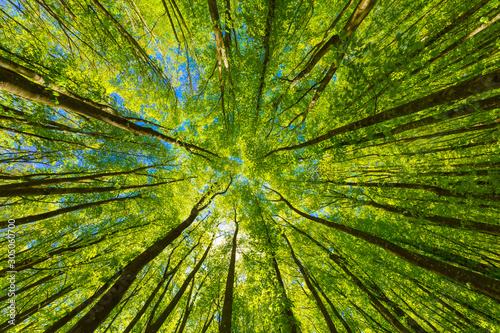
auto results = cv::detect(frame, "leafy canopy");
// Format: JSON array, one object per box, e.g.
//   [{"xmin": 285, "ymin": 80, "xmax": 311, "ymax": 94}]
[{"xmin": 0, "ymin": 0, "xmax": 499, "ymax": 332}]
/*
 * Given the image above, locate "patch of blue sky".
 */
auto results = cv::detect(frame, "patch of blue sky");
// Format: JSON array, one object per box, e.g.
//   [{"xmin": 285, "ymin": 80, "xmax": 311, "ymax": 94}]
[
  {"xmin": 110, "ymin": 92, "xmax": 125, "ymax": 108},
  {"xmin": 228, "ymin": 156, "xmax": 244, "ymax": 164},
  {"xmin": 156, "ymin": 139, "xmax": 174, "ymax": 150},
  {"xmin": 174, "ymin": 62, "xmax": 193, "ymax": 101},
  {"xmin": 159, "ymin": 46, "xmax": 201, "ymax": 102}
]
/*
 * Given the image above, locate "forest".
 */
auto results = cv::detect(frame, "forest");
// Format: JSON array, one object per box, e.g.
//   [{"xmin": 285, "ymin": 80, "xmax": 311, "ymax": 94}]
[{"xmin": 0, "ymin": 0, "xmax": 499, "ymax": 332}]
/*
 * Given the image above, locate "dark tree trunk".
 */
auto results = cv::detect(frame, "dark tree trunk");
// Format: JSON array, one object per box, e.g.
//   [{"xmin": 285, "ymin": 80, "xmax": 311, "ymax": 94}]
[
  {"xmin": 66, "ymin": 187, "xmax": 222, "ymax": 333},
  {"xmin": 271, "ymin": 255, "xmax": 299, "ymax": 333},
  {"xmin": 146, "ymin": 243, "xmax": 212, "ymax": 333},
  {"xmin": 0, "ymin": 66, "xmax": 217, "ymax": 157},
  {"xmin": 0, "ymin": 286, "xmax": 74, "ymax": 332},
  {"xmin": 265, "ymin": 68, "xmax": 500, "ymax": 156},
  {"xmin": 2, "ymin": 195, "xmax": 140, "ymax": 227},
  {"xmin": 309, "ymin": 274, "xmax": 355, "ymax": 333},
  {"xmin": 0, "ymin": 164, "xmax": 160, "ymax": 190},
  {"xmin": 0, "ymin": 178, "xmax": 186, "ymax": 197},
  {"xmin": 283, "ymin": 234, "xmax": 338, "ymax": 333},
  {"xmin": 219, "ymin": 223, "xmax": 239, "ymax": 333},
  {"xmin": 273, "ymin": 190, "xmax": 500, "ymax": 301},
  {"xmin": 286, "ymin": 222, "xmax": 413, "ymax": 333}
]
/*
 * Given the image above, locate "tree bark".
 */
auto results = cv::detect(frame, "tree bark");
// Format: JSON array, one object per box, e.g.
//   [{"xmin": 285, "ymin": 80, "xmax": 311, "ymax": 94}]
[
  {"xmin": 66, "ymin": 186, "xmax": 225, "ymax": 333},
  {"xmin": 0, "ymin": 164, "xmax": 161, "ymax": 190},
  {"xmin": 0, "ymin": 178, "xmax": 186, "ymax": 197},
  {"xmin": 271, "ymin": 255, "xmax": 299, "ymax": 333},
  {"xmin": 330, "ymin": 181, "xmax": 499, "ymax": 202},
  {"xmin": 283, "ymin": 234, "xmax": 338, "ymax": 333},
  {"xmin": 255, "ymin": 0, "xmax": 275, "ymax": 117},
  {"xmin": 44, "ymin": 272, "xmax": 121, "ymax": 333},
  {"xmin": 291, "ymin": 0, "xmax": 378, "ymax": 87},
  {"xmin": 309, "ymin": 274, "xmax": 355, "ymax": 333},
  {"xmin": 265, "ymin": 68, "xmax": 500, "ymax": 156},
  {"xmin": 272, "ymin": 189, "xmax": 500, "ymax": 301},
  {"xmin": 2, "ymin": 195, "xmax": 140, "ymax": 227},
  {"xmin": 219, "ymin": 223, "xmax": 239, "ymax": 333},
  {"xmin": 0, "ymin": 285, "xmax": 74, "ymax": 332},
  {"xmin": 285, "ymin": 221, "xmax": 413, "ymax": 333},
  {"xmin": 326, "ymin": 94, "xmax": 500, "ymax": 149},
  {"xmin": 145, "ymin": 243, "xmax": 212, "ymax": 333},
  {"xmin": 0, "ymin": 273, "xmax": 61, "ymax": 303},
  {"xmin": 359, "ymin": 196, "xmax": 500, "ymax": 236},
  {"xmin": 0, "ymin": 66, "xmax": 217, "ymax": 157}
]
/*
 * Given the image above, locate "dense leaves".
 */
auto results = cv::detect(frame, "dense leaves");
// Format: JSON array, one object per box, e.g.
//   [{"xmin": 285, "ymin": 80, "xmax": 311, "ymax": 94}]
[{"xmin": 0, "ymin": 0, "xmax": 499, "ymax": 332}]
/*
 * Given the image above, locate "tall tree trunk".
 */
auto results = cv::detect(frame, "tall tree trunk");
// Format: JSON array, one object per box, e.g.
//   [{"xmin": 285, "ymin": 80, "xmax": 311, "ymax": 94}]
[
  {"xmin": 303, "ymin": 0, "xmax": 379, "ymax": 115},
  {"xmin": 201, "ymin": 313, "xmax": 215, "ymax": 333},
  {"xmin": 207, "ymin": 0, "xmax": 234, "ymax": 96},
  {"xmin": 283, "ymin": 234, "xmax": 338, "ymax": 333},
  {"xmin": 272, "ymin": 189, "xmax": 500, "ymax": 301},
  {"xmin": 177, "ymin": 273, "xmax": 207, "ymax": 333},
  {"xmin": 0, "ymin": 178, "xmax": 186, "ymax": 197},
  {"xmin": 0, "ymin": 164, "xmax": 161, "ymax": 190},
  {"xmin": 89, "ymin": 0, "xmax": 173, "ymax": 89},
  {"xmin": 0, "ymin": 66, "xmax": 217, "ymax": 157},
  {"xmin": 329, "ymin": 181, "xmax": 498, "ymax": 202},
  {"xmin": 2, "ymin": 195, "xmax": 140, "ymax": 227},
  {"xmin": 436, "ymin": 291, "xmax": 500, "ymax": 325},
  {"xmin": 123, "ymin": 240, "xmax": 197, "ymax": 333},
  {"xmin": 255, "ymin": 0, "xmax": 275, "ymax": 118},
  {"xmin": 291, "ymin": 0, "xmax": 378, "ymax": 87},
  {"xmin": 309, "ymin": 274, "xmax": 355, "ymax": 333},
  {"xmin": 355, "ymin": 196, "xmax": 500, "ymax": 236},
  {"xmin": 271, "ymin": 255, "xmax": 299, "ymax": 333},
  {"xmin": 146, "ymin": 243, "xmax": 212, "ymax": 333},
  {"xmin": 412, "ymin": 280, "xmax": 482, "ymax": 330},
  {"xmin": 367, "ymin": 280, "xmax": 428, "ymax": 333},
  {"xmin": 265, "ymin": 68, "xmax": 500, "ymax": 156},
  {"xmin": 331, "ymin": 91, "xmax": 500, "ymax": 148},
  {"xmin": 0, "ymin": 273, "xmax": 61, "ymax": 303},
  {"xmin": 0, "ymin": 285, "xmax": 74, "ymax": 332},
  {"xmin": 262, "ymin": 211, "xmax": 300, "ymax": 332},
  {"xmin": 66, "ymin": 185, "xmax": 226, "ymax": 333},
  {"xmin": 219, "ymin": 222, "xmax": 239, "ymax": 333},
  {"xmin": 285, "ymin": 221, "xmax": 413, "ymax": 333},
  {"xmin": 395, "ymin": 238, "xmax": 495, "ymax": 276}
]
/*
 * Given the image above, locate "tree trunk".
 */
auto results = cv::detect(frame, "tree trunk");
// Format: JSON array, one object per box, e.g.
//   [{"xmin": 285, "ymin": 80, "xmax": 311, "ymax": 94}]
[
  {"xmin": 0, "ymin": 178, "xmax": 186, "ymax": 197},
  {"xmin": 0, "ymin": 164, "xmax": 161, "ymax": 190},
  {"xmin": 361, "ymin": 197, "xmax": 500, "ymax": 236},
  {"xmin": 271, "ymin": 255, "xmax": 299, "ymax": 333},
  {"xmin": 0, "ymin": 285, "xmax": 74, "ymax": 332},
  {"xmin": 283, "ymin": 234, "xmax": 338, "ymax": 333},
  {"xmin": 255, "ymin": 0, "xmax": 275, "ymax": 117},
  {"xmin": 273, "ymin": 189, "xmax": 500, "ymax": 301},
  {"xmin": 265, "ymin": 68, "xmax": 500, "ymax": 156},
  {"xmin": 146, "ymin": 243, "xmax": 212, "ymax": 333},
  {"xmin": 201, "ymin": 313, "xmax": 215, "ymax": 333},
  {"xmin": 0, "ymin": 273, "xmax": 61, "ymax": 303},
  {"xmin": 309, "ymin": 274, "xmax": 354, "ymax": 333},
  {"xmin": 0, "ymin": 66, "xmax": 217, "ymax": 157},
  {"xmin": 2, "ymin": 195, "xmax": 140, "ymax": 227},
  {"xmin": 330, "ymin": 181, "xmax": 498, "ymax": 202},
  {"xmin": 291, "ymin": 0, "xmax": 378, "ymax": 87},
  {"xmin": 219, "ymin": 223, "xmax": 239, "ymax": 333},
  {"xmin": 286, "ymin": 221, "xmax": 413, "ymax": 333},
  {"xmin": 66, "ymin": 188, "xmax": 220, "ymax": 333},
  {"xmin": 325, "ymin": 94, "xmax": 500, "ymax": 149}
]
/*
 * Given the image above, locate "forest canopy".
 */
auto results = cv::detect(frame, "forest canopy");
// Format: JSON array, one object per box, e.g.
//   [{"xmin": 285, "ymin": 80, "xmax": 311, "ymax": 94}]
[{"xmin": 0, "ymin": 0, "xmax": 499, "ymax": 332}]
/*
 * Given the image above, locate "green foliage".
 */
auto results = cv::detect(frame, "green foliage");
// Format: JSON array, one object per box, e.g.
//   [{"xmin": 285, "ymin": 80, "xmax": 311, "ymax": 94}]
[{"xmin": 0, "ymin": 0, "xmax": 499, "ymax": 332}]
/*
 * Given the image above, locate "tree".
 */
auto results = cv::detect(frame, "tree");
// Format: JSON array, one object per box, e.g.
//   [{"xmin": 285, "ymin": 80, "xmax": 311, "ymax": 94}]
[{"xmin": 1, "ymin": 0, "xmax": 499, "ymax": 332}]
